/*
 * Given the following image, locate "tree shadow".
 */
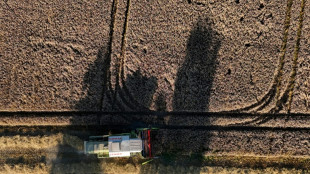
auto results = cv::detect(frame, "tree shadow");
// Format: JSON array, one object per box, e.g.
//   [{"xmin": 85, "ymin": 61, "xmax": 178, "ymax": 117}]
[
  {"xmin": 173, "ymin": 17, "xmax": 221, "ymax": 112},
  {"xmin": 74, "ymin": 46, "xmax": 112, "ymax": 111},
  {"xmin": 142, "ymin": 17, "xmax": 222, "ymax": 173}
]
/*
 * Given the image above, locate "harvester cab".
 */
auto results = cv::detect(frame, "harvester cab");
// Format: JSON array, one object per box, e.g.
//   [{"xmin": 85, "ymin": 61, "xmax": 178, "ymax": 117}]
[{"xmin": 84, "ymin": 128, "xmax": 158, "ymax": 158}]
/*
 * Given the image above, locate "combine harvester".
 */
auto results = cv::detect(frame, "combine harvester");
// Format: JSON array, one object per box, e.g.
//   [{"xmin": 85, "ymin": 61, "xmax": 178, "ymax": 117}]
[{"xmin": 84, "ymin": 128, "xmax": 158, "ymax": 158}]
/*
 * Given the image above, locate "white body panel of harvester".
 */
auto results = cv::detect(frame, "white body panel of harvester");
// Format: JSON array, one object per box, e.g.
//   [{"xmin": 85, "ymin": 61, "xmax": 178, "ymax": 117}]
[
  {"xmin": 84, "ymin": 128, "xmax": 156, "ymax": 158},
  {"xmin": 84, "ymin": 135, "xmax": 143, "ymax": 158}
]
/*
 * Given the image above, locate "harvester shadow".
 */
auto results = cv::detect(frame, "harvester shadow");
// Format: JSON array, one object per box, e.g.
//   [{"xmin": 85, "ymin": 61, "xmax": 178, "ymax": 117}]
[
  {"xmin": 50, "ymin": 46, "xmax": 110, "ymax": 173},
  {"xmin": 50, "ymin": 45, "xmax": 158, "ymax": 173}
]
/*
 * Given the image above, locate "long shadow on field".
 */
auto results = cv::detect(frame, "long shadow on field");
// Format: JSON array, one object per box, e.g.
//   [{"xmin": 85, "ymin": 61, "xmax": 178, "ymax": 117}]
[
  {"xmin": 173, "ymin": 17, "xmax": 221, "ymax": 112},
  {"xmin": 141, "ymin": 18, "xmax": 222, "ymax": 173}
]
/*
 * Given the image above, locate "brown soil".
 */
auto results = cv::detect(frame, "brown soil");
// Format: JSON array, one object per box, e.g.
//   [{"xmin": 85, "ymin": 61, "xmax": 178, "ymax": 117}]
[
  {"xmin": 1, "ymin": 0, "xmax": 309, "ymax": 113},
  {"xmin": 1, "ymin": 0, "xmax": 310, "ymax": 173}
]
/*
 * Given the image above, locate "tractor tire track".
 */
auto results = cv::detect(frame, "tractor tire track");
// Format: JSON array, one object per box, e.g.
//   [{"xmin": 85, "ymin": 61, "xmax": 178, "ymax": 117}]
[
  {"xmin": 112, "ymin": 0, "xmax": 150, "ymax": 111},
  {"xmin": 224, "ymin": 0, "xmax": 294, "ymax": 115},
  {"xmin": 226, "ymin": 0, "xmax": 307, "ymax": 126}
]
